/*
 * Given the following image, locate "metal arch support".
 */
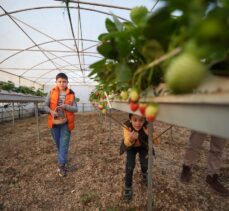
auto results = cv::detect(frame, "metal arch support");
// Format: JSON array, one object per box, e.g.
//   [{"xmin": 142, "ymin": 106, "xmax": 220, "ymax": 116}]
[
  {"xmin": 55, "ymin": 0, "xmax": 132, "ymax": 11},
  {"xmin": 21, "ymin": 51, "xmax": 100, "ymax": 76},
  {"xmin": 64, "ymin": 3, "xmax": 83, "ymax": 75},
  {"xmin": 0, "ymin": 6, "xmax": 80, "ymax": 83},
  {"xmin": 0, "ymin": 6, "xmax": 129, "ymax": 21},
  {"xmin": 29, "ymin": 53, "xmax": 101, "ymax": 71},
  {"xmin": 0, "ymin": 69, "xmax": 43, "ymax": 88},
  {"xmin": 0, "ymin": 38, "xmax": 99, "ymax": 65},
  {"xmin": 19, "ymin": 53, "xmax": 102, "ymax": 84},
  {"xmin": 0, "ymin": 6, "xmax": 60, "ymax": 71},
  {"xmin": 0, "ymin": 5, "xmax": 126, "ymax": 83},
  {"xmin": 0, "ymin": 48, "xmax": 100, "ymax": 54}
]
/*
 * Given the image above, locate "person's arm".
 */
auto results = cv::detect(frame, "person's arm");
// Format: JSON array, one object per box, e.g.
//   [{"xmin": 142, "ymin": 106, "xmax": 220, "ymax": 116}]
[
  {"xmin": 143, "ymin": 127, "xmax": 160, "ymax": 145},
  {"xmin": 63, "ymin": 99, "xmax": 78, "ymax": 112},
  {"xmin": 43, "ymin": 92, "xmax": 57, "ymax": 116},
  {"xmin": 123, "ymin": 127, "xmax": 138, "ymax": 147}
]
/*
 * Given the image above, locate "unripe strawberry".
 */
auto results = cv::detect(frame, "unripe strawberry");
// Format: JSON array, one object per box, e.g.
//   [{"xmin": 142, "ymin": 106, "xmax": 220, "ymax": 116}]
[
  {"xmin": 129, "ymin": 88, "xmax": 139, "ymax": 102},
  {"xmin": 145, "ymin": 105, "xmax": 158, "ymax": 122},
  {"xmin": 120, "ymin": 91, "xmax": 129, "ymax": 100},
  {"xmin": 165, "ymin": 53, "xmax": 207, "ymax": 94}
]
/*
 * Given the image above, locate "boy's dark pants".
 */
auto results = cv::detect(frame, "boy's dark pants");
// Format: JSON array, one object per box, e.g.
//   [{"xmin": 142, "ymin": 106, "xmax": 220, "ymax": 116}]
[{"xmin": 125, "ymin": 147, "xmax": 148, "ymax": 188}]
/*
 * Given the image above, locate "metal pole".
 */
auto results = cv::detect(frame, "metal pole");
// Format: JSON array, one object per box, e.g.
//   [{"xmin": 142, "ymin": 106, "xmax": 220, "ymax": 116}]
[
  {"xmin": 12, "ymin": 102, "xmax": 15, "ymax": 128},
  {"xmin": 18, "ymin": 104, "xmax": 21, "ymax": 119},
  {"xmin": 10, "ymin": 102, "xmax": 15, "ymax": 148},
  {"xmin": 1, "ymin": 107, "xmax": 3, "ymax": 122},
  {"xmin": 147, "ymin": 122, "xmax": 154, "ymax": 211},
  {"xmin": 109, "ymin": 109, "xmax": 111, "ymax": 143},
  {"xmin": 21, "ymin": 104, "xmax": 23, "ymax": 118},
  {"xmin": 34, "ymin": 102, "xmax": 40, "ymax": 145}
]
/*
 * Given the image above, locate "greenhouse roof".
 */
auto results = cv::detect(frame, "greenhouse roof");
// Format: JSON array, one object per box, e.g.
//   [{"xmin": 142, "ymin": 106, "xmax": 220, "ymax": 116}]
[{"xmin": 0, "ymin": 0, "xmax": 159, "ymax": 87}]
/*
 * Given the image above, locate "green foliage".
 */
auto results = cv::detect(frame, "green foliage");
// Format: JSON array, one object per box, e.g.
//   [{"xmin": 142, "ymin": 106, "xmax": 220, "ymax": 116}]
[
  {"xmin": 0, "ymin": 81, "xmax": 47, "ymax": 96},
  {"xmin": 75, "ymin": 97, "xmax": 80, "ymax": 102},
  {"xmin": 130, "ymin": 6, "xmax": 148, "ymax": 25},
  {"xmin": 0, "ymin": 81, "xmax": 16, "ymax": 91},
  {"xmin": 90, "ymin": 1, "xmax": 229, "ymax": 95}
]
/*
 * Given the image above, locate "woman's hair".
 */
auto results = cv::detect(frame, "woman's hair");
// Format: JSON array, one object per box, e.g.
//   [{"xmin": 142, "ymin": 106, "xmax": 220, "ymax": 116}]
[{"xmin": 56, "ymin": 73, "xmax": 68, "ymax": 81}]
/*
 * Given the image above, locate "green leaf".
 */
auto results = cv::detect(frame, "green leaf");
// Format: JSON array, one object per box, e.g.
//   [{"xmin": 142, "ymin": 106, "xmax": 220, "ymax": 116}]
[
  {"xmin": 112, "ymin": 14, "xmax": 123, "ymax": 31},
  {"xmin": 98, "ymin": 33, "xmax": 109, "ymax": 41},
  {"xmin": 141, "ymin": 40, "xmax": 164, "ymax": 62},
  {"xmin": 97, "ymin": 41, "xmax": 118, "ymax": 60},
  {"xmin": 143, "ymin": 7, "xmax": 177, "ymax": 49},
  {"xmin": 115, "ymin": 62, "xmax": 133, "ymax": 84},
  {"xmin": 105, "ymin": 18, "xmax": 117, "ymax": 32},
  {"xmin": 89, "ymin": 59, "xmax": 106, "ymax": 70},
  {"xmin": 130, "ymin": 6, "xmax": 148, "ymax": 25}
]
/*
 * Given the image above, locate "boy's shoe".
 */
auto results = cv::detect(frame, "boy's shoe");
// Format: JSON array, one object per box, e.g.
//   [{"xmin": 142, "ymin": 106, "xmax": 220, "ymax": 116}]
[
  {"xmin": 123, "ymin": 187, "xmax": 133, "ymax": 202},
  {"xmin": 141, "ymin": 173, "xmax": 148, "ymax": 186},
  {"xmin": 180, "ymin": 164, "xmax": 192, "ymax": 183},
  {"xmin": 206, "ymin": 174, "xmax": 229, "ymax": 196},
  {"xmin": 58, "ymin": 164, "xmax": 67, "ymax": 177}
]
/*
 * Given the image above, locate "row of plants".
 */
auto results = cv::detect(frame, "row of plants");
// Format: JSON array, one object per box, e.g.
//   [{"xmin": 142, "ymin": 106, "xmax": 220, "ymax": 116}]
[
  {"xmin": 0, "ymin": 81, "xmax": 47, "ymax": 96},
  {"xmin": 89, "ymin": 0, "xmax": 229, "ymax": 121}
]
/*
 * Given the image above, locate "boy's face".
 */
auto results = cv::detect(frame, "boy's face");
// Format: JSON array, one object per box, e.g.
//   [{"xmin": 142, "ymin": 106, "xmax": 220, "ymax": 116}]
[
  {"xmin": 56, "ymin": 77, "xmax": 68, "ymax": 91},
  {"xmin": 130, "ymin": 115, "xmax": 145, "ymax": 131}
]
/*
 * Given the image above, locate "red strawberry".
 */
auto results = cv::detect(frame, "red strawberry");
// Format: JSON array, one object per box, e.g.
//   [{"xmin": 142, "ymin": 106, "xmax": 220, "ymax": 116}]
[
  {"xmin": 98, "ymin": 104, "xmax": 103, "ymax": 110},
  {"xmin": 129, "ymin": 102, "xmax": 139, "ymax": 112},
  {"xmin": 145, "ymin": 105, "xmax": 158, "ymax": 122},
  {"xmin": 139, "ymin": 103, "xmax": 147, "ymax": 116}
]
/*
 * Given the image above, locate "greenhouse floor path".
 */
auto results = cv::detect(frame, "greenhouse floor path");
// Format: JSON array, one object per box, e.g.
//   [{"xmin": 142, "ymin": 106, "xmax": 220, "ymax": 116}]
[{"xmin": 0, "ymin": 112, "xmax": 228, "ymax": 210}]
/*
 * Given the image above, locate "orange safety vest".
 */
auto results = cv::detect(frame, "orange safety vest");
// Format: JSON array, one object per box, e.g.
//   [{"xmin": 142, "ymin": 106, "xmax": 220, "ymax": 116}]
[{"xmin": 48, "ymin": 86, "xmax": 75, "ymax": 131}]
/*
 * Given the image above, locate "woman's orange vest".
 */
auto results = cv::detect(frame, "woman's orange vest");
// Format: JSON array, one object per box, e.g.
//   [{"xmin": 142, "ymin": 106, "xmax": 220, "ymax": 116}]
[{"xmin": 48, "ymin": 87, "xmax": 75, "ymax": 131}]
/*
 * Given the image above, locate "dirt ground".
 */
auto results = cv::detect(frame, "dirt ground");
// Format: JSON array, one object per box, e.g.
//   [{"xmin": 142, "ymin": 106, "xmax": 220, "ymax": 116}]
[{"xmin": 0, "ymin": 111, "xmax": 228, "ymax": 211}]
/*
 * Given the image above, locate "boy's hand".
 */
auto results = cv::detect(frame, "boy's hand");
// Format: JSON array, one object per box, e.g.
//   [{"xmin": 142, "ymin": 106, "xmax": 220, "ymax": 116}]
[
  {"xmin": 59, "ymin": 104, "xmax": 67, "ymax": 109},
  {"xmin": 50, "ymin": 109, "xmax": 58, "ymax": 117},
  {"xmin": 129, "ymin": 131, "xmax": 138, "ymax": 143}
]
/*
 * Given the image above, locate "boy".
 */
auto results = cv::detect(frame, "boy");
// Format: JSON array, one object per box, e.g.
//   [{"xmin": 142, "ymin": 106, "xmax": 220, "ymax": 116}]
[
  {"xmin": 44, "ymin": 73, "xmax": 78, "ymax": 177},
  {"xmin": 122, "ymin": 113, "xmax": 150, "ymax": 201}
]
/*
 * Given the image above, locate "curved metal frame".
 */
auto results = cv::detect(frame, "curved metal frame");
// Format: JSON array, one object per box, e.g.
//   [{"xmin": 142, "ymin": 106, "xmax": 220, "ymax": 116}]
[
  {"xmin": 0, "ymin": 6, "xmax": 129, "ymax": 21},
  {"xmin": 0, "ymin": 38, "xmax": 98, "ymax": 65},
  {"xmin": 0, "ymin": 5, "xmax": 129, "ymax": 85}
]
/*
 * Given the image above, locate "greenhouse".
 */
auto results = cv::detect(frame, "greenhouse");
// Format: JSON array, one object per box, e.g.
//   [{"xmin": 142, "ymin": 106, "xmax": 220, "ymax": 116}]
[{"xmin": 0, "ymin": 0, "xmax": 228, "ymax": 210}]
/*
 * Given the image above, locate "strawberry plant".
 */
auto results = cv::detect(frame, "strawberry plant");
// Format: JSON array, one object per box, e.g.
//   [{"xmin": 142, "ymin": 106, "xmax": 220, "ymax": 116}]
[
  {"xmin": 89, "ymin": 1, "xmax": 228, "ymax": 122},
  {"xmin": 0, "ymin": 81, "xmax": 47, "ymax": 96},
  {"xmin": 89, "ymin": 1, "xmax": 228, "ymax": 96}
]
